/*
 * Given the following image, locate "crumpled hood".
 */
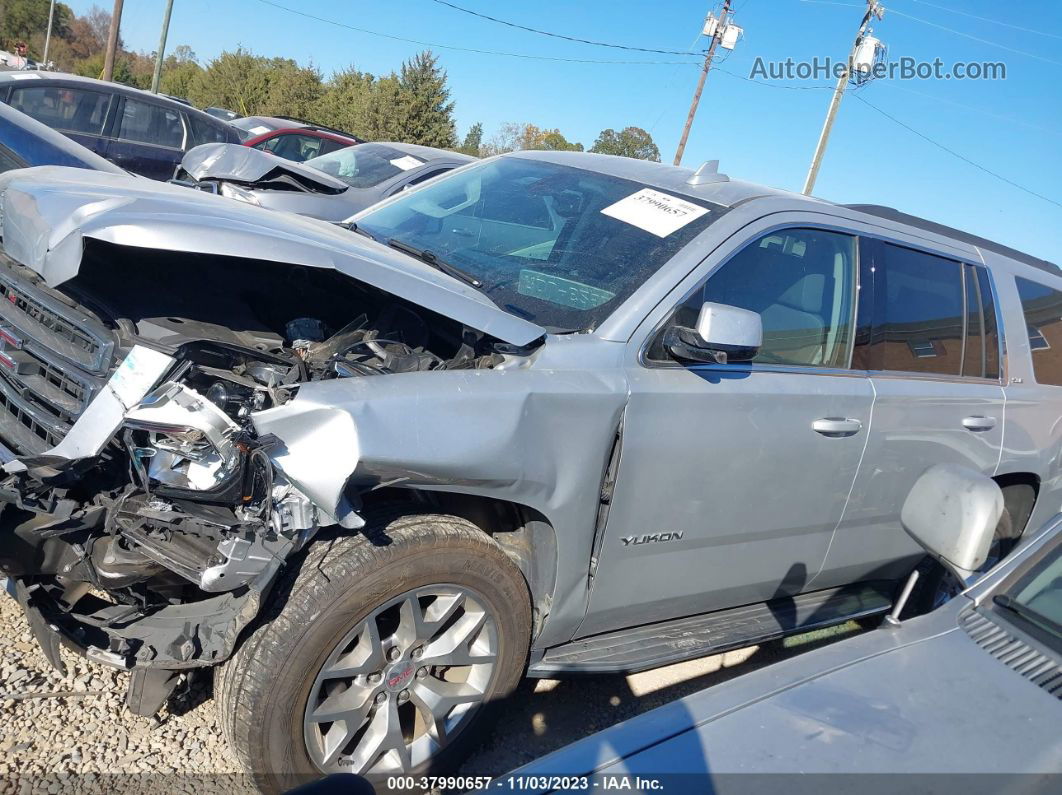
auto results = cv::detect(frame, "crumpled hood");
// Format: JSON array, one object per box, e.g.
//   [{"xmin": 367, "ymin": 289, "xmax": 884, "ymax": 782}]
[
  {"xmin": 180, "ymin": 143, "xmax": 349, "ymax": 193},
  {"xmin": 0, "ymin": 165, "xmax": 545, "ymax": 347}
]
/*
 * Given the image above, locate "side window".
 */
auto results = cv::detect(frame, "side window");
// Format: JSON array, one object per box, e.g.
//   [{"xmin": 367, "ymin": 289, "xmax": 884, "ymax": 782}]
[
  {"xmin": 316, "ymin": 138, "xmax": 349, "ymax": 156},
  {"xmin": 117, "ymin": 98, "xmax": 185, "ymax": 148},
  {"xmin": 270, "ymin": 134, "xmax": 323, "ymax": 162},
  {"xmin": 9, "ymin": 86, "xmax": 109, "ymax": 134},
  {"xmin": 1016, "ymin": 277, "xmax": 1062, "ymax": 387},
  {"xmin": 652, "ymin": 228, "xmax": 857, "ymax": 368},
  {"xmin": 252, "ymin": 135, "xmax": 281, "ymax": 153},
  {"xmin": 186, "ymin": 114, "xmax": 228, "ymax": 147},
  {"xmin": 854, "ymin": 242, "xmax": 965, "ymax": 375},
  {"xmin": 963, "ymin": 265, "xmax": 1000, "ymax": 379}
]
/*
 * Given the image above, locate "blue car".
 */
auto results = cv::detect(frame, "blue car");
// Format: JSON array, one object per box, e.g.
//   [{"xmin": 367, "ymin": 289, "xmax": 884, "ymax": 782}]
[
  {"xmin": 0, "ymin": 72, "xmax": 240, "ymax": 180},
  {"xmin": 0, "ymin": 101, "xmax": 124, "ymax": 174}
]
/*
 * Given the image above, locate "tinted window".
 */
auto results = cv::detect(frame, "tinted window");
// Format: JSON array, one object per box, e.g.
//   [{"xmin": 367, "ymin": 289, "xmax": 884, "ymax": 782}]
[
  {"xmin": 264, "ymin": 133, "xmax": 323, "ymax": 162},
  {"xmin": 405, "ymin": 167, "xmax": 450, "ymax": 187},
  {"xmin": 854, "ymin": 242, "xmax": 965, "ymax": 375},
  {"xmin": 306, "ymin": 143, "xmax": 424, "ymax": 188},
  {"xmin": 357, "ymin": 158, "xmax": 723, "ymax": 331},
  {"xmin": 963, "ymin": 265, "xmax": 1000, "ymax": 379},
  {"xmin": 9, "ymin": 86, "xmax": 109, "ymax": 135},
  {"xmin": 117, "ymin": 98, "xmax": 184, "ymax": 148},
  {"xmin": 654, "ymin": 228, "xmax": 856, "ymax": 367},
  {"xmin": 1016, "ymin": 277, "xmax": 1062, "ymax": 387},
  {"xmin": 186, "ymin": 114, "xmax": 228, "ymax": 146}
]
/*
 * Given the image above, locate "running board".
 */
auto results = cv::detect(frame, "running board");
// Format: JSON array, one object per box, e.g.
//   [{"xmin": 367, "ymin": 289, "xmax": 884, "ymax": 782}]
[{"xmin": 530, "ymin": 582, "xmax": 892, "ymax": 676}]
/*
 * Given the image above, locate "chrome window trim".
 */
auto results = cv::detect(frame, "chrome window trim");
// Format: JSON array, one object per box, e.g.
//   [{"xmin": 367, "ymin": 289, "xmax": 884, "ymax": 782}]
[{"xmin": 636, "ymin": 220, "xmax": 1007, "ymax": 386}]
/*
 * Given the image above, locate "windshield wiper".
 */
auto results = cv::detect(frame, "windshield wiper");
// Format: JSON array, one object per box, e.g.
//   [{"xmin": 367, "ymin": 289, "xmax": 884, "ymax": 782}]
[
  {"xmin": 992, "ymin": 594, "xmax": 1062, "ymax": 636},
  {"xmin": 387, "ymin": 239, "xmax": 483, "ymax": 289},
  {"xmin": 338, "ymin": 221, "xmax": 376, "ymax": 241}
]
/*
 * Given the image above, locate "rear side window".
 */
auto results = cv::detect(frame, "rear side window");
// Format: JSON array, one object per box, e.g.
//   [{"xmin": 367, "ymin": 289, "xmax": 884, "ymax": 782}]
[
  {"xmin": 9, "ymin": 86, "xmax": 109, "ymax": 135},
  {"xmin": 186, "ymin": 114, "xmax": 229, "ymax": 146},
  {"xmin": 853, "ymin": 242, "xmax": 965, "ymax": 375},
  {"xmin": 258, "ymin": 133, "xmax": 323, "ymax": 162},
  {"xmin": 963, "ymin": 266, "xmax": 1000, "ymax": 380},
  {"xmin": 117, "ymin": 98, "xmax": 184, "ymax": 148},
  {"xmin": 1016, "ymin": 277, "xmax": 1062, "ymax": 387},
  {"xmin": 854, "ymin": 243, "xmax": 999, "ymax": 378}
]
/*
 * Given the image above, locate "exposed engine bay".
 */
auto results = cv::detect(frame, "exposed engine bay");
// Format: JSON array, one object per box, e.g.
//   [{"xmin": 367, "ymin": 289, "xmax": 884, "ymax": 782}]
[{"xmin": 0, "ymin": 239, "xmax": 506, "ymax": 702}]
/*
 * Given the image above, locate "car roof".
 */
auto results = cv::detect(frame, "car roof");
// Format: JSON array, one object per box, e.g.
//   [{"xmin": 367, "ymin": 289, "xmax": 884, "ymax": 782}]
[
  {"xmin": 0, "ymin": 71, "xmax": 227, "ymax": 124},
  {"xmin": 507, "ymin": 150, "xmax": 1057, "ymax": 272},
  {"xmin": 368, "ymin": 141, "xmax": 476, "ymax": 164},
  {"xmin": 233, "ymin": 116, "xmax": 363, "ymax": 142}
]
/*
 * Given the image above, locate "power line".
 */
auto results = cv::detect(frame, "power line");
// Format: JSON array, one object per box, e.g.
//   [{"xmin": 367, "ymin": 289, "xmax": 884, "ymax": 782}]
[
  {"xmin": 800, "ymin": 0, "xmax": 1062, "ymax": 68},
  {"xmin": 900, "ymin": 0, "xmax": 1062, "ymax": 42},
  {"xmin": 852, "ymin": 93, "xmax": 1062, "ymax": 210},
  {"xmin": 427, "ymin": 0, "xmax": 703, "ymax": 57},
  {"xmin": 887, "ymin": 8, "xmax": 1062, "ymax": 67},
  {"xmin": 249, "ymin": 0, "xmax": 701, "ymax": 65},
  {"xmin": 715, "ymin": 66, "xmax": 835, "ymax": 91},
  {"xmin": 876, "ymin": 80, "xmax": 1062, "ymax": 139}
]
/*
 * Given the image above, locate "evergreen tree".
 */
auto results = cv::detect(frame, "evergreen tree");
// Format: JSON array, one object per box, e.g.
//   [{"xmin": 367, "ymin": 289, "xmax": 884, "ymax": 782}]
[
  {"xmin": 459, "ymin": 122, "xmax": 483, "ymax": 156},
  {"xmin": 395, "ymin": 50, "xmax": 457, "ymax": 148}
]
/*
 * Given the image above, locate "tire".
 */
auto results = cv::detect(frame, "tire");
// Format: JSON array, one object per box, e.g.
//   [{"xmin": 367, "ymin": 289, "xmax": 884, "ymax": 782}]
[
  {"xmin": 216, "ymin": 511, "xmax": 532, "ymax": 793},
  {"xmin": 906, "ymin": 482, "xmax": 1035, "ymax": 616}
]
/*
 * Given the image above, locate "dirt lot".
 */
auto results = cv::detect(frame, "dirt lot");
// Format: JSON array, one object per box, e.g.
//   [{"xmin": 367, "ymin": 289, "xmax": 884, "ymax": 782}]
[{"xmin": 0, "ymin": 586, "xmax": 861, "ymax": 792}]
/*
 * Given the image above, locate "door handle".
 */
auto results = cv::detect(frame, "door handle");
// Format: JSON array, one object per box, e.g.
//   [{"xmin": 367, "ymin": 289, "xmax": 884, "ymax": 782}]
[
  {"xmin": 962, "ymin": 416, "xmax": 998, "ymax": 432},
  {"xmin": 812, "ymin": 417, "xmax": 862, "ymax": 437}
]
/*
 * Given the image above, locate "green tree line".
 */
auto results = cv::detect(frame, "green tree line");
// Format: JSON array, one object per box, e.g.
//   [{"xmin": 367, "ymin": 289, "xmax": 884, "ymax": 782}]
[{"xmin": 0, "ymin": 0, "xmax": 660, "ymax": 159}]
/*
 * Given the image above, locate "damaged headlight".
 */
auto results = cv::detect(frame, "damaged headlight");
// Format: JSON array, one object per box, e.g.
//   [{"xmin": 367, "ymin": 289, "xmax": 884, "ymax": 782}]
[
  {"xmin": 218, "ymin": 182, "xmax": 262, "ymax": 206},
  {"xmin": 123, "ymin": 383, "xmax": 240, "ymax": 492}
]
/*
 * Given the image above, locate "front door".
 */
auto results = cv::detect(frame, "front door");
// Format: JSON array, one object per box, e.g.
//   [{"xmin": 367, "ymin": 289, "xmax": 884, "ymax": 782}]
[{"xmin": 580, "ymin": 227, "xmax": 874, "ymax": 637}]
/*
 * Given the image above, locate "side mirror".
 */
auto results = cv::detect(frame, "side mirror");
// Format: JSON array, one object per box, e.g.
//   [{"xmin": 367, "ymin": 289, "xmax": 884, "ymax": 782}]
[
  {"xmin": 664, "ymin": 302, "xmax": 762, "ymax": 365},
  {"xmin": 900, "ymin": 464, "xmax": 1003, "ymax": 582}
]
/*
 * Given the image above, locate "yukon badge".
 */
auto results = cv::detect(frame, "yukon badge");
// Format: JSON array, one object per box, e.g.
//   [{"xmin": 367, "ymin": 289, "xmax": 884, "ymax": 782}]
[{"xmin": 621, "ymin": 532, "xmax": 684, "ymax": 547}]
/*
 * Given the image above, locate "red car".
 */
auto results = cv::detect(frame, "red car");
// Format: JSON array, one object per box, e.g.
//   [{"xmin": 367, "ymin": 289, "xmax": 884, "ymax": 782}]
[{"xmin": 231, "ymin": 115, "xmax": 364, "ymax": 162}]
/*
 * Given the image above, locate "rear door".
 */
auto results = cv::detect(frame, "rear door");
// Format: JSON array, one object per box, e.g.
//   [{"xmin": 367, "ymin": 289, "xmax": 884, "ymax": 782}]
[
  {"xmin": 103, "ymin": 96, "xmax": 186, "ymax": 179},
  {"xmin": 7, "ymin": 83, "xmax": 112, "ymax": 155},
  {"xmin": 816, "ymin": 239, "xmax": 1005, "ymax": 587}
]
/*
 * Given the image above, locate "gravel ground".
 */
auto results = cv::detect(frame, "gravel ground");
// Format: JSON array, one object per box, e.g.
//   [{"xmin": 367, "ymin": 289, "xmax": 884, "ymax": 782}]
[{"xmin": 0, "ymin": 585, "xmax": 862, "ymax": 793}]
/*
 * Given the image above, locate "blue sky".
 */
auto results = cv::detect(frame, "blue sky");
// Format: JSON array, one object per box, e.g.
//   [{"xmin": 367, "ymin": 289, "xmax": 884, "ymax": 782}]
[{"xmin": 66, "ymin": 0, "xmax": 1061, "ymax": 262}]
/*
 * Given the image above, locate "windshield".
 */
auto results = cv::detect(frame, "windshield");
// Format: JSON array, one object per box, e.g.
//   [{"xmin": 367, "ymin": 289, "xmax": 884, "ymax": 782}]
[
  {"xmin": 999, "ymin": 542, "xmax": 1062, "ymax": 649},
  {"xmin": 355, "ymin": 157, "xmax": 722, "ymax": 330},
  {"xmin": 307, "ymin": 143, "xmax": 425, "ymax": 189}
]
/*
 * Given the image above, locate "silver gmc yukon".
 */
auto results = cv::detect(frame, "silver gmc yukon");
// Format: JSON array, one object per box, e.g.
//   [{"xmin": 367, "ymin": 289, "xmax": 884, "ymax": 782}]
[{"xmin": 0, "ymin": 152, "xmax": 1059, "ymax": 789}]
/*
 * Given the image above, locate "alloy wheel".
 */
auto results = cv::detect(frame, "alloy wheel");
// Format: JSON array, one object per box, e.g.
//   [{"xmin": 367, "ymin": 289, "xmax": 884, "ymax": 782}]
[{"xmin": 303, "ymin": 584, "xmax": 498, "ymax": 775}]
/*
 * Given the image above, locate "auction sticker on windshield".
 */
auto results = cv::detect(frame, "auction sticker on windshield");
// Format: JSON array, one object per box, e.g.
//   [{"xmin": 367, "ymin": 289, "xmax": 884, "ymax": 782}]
[{"xmin": 601, "ymin": 188, "xmax": 709, "ymax": 238}]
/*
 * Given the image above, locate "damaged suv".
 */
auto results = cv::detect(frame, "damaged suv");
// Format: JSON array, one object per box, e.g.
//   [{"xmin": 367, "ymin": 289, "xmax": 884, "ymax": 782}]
[{"xmin": 0, "ymin": 151, "xmax": 1059, "ymax": 789}]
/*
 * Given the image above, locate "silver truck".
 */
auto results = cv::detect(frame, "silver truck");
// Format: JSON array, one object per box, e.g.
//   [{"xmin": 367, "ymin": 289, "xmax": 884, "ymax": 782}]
[{"xmin": 0, "ymin": 151, "xmax": 1059, "ymax": 790}]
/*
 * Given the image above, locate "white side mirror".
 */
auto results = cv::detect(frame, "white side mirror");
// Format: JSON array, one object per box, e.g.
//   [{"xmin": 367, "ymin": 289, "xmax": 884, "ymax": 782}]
[{"xmin": 900, "ymin": 464, "xmax": 1003, "ymax": 582}]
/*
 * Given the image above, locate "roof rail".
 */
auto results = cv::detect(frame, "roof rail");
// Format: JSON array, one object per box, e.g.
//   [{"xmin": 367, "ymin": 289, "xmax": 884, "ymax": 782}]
[
  {"xmin": 686, "ymin": 160, "xmax": 729, "ymax": 186},
  {"xmin": 844, "ymin": 204, "xmax": 1057, "ymax": 274},
  {"xmin": 272, "ymin": 115, "xmax": 364, "ymax": 141}
]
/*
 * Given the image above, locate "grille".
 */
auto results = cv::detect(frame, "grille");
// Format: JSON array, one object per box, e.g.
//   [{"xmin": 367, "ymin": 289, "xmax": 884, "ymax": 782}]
[
  {"xmin": 961, "ymin": 609, "xmax": 1062, "ymax": 699},
  {"xmin": 0, "ymin": 261, "xmax": 113, "ymax": 456}
]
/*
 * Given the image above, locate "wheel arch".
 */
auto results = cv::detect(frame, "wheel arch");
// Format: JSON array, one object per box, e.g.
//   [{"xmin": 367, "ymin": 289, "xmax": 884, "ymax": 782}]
[{"xmin": 359, "ymin": 487, "xmax": 559, "ymax": 639}]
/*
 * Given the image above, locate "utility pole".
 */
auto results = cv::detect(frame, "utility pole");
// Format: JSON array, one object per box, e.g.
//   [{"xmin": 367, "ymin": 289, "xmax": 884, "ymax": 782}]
[
  {"xmin": 674, "ymin": 0, "xmax": 734, "ymax": 166},
  {"xmin": 42, "ymin": 0, "xmax": 56, "ymax": 68},
  {"xmin": 802, "ymin": 0, "xmax": 885, "ymax": 195},
  {"xmin": 102, "ymin": 0, "xmax": 124, "ymax": 82},
  {"xmin": 150, "ymin": 0, "xmax": 175, "ymax": 94}
]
